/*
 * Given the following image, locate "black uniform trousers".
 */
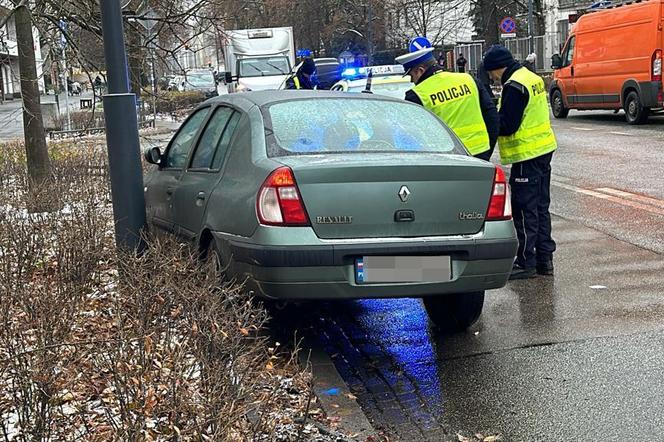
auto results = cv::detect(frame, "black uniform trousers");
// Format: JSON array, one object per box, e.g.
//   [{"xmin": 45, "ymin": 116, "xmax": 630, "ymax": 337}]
[{"xmin": 509, "ymin": 152, "xmax": 556, "ymax": 269}]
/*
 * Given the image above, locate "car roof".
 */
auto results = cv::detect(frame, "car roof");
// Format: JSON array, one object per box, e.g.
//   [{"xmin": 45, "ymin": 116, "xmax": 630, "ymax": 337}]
[
  {"xmin": 343, "ymin": 76, "xmax": 411, "ymax": 87},
  {"xmin": 203, "ymin": 89, "xmax": 405, "ymax": 109}
]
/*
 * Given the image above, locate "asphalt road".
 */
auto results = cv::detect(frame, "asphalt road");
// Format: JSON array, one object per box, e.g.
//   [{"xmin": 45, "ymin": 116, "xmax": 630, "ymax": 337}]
[{"xmin": 278, "ymin": 110, "xmax": 664, "ymax": 441}]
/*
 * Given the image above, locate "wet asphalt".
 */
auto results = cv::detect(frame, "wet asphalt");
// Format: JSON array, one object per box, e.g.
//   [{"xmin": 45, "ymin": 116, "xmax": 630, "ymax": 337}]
[{"xmin": 275, "ymin": 111, "xmax": 664, "ymax": 441}]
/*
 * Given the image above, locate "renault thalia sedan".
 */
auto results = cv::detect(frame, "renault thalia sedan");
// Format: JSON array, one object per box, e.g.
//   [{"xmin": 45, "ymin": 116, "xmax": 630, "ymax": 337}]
[{"xmin": 143, "ymin": 91, "xmax": 517, "ymax": 332}]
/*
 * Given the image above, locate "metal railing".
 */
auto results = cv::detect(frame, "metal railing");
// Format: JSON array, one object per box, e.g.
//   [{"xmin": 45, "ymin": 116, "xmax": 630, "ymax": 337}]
[{"xmin": 559, "ymin": 0, "xmax": 590, "ymax": 9}]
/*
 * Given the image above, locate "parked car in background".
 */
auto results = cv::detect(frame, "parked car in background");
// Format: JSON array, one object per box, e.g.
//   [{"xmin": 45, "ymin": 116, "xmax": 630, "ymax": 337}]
[
  {"xmin": 331, "ymin": 65, "xmax": 412, "ymax": 99},
  {"xmin": 178, "ymin": 70, "xmax": 218, "ymax": 98},
  {"xmin": 550, "ymin": 0, "xmax": 664, "ymax": 124}
]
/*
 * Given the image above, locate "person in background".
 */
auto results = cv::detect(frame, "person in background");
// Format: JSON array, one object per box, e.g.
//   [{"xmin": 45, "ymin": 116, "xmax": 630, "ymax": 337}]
[
  {"xmin": 437, "ymin": 51, "xmax": 447, "ymax": 69},
  {"xmin": 456, "ymin": 53, "xmax": 468, "ymax": 73},
  {"xmin": 285, "ymin": 58, "xmax": 318, "ymax": 90},
  {"xmin": 482, "ymin": 45, "xmax": 558, "ymax": 280},
  {"xmin": 523, "ymin": 53, "xmax": 537, "ymax": 72},
  {"xmin": 397, "ymin": 39, "xmax": 499, "ymax": 161}
]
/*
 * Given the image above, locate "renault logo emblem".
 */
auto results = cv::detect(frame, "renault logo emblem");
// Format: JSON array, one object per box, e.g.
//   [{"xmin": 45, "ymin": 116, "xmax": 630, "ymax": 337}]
[{"xmin": 398, "ymin": 185, "xmax": 411, "ymax": 202}]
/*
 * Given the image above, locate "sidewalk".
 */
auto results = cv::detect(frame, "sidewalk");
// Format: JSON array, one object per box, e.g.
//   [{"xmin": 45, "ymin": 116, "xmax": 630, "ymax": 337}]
[{"xmin": 0, "ymin": 91, "xmax": 92, "ymax": 141}]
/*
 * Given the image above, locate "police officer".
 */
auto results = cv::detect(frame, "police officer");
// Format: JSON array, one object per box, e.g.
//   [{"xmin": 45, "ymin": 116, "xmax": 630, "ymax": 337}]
[
  {"xmin": 482, "ymin": 45, "xmax": 557, "ymax": 280},
  {"xmin": 396, "ymin": 38, "xmax": 499, "ymax": 161},
  {"xmin": 285, "ymin": 58, "xmax": 318, "ymax": 90}
]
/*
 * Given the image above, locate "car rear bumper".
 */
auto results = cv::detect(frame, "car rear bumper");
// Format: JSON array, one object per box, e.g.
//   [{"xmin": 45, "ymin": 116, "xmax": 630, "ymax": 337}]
[{"xmin": 212, "ymin": 220, "xmax": 517, "ymax": 300}]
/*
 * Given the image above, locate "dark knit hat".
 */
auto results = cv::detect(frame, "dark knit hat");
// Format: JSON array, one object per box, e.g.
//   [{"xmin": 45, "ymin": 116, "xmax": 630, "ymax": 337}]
[
  {"xmin": 483, "ymin": 45, "xmax": 515, "ymax": 71},
  {"xmin": 300, "ymin": 58, "xmax": 316, "ymax": 75}
]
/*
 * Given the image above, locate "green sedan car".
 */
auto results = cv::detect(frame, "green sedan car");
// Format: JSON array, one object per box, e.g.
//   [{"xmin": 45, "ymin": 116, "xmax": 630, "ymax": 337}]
[{"xmin": 144, "ymin": 90, "xmax": 517, "ymax": 332}]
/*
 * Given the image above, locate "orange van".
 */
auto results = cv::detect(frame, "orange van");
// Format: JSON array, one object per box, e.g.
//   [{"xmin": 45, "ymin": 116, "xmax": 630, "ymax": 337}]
[{"xmin": 550, "ymin": 0, "xmax": 664, "ymax": 124}]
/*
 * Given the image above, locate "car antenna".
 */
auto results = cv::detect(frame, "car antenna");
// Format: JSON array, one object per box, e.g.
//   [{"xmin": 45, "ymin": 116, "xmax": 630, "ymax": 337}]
[{"xmin": 362, "ymin": 68, "xmax": 373, "ymax": 94}]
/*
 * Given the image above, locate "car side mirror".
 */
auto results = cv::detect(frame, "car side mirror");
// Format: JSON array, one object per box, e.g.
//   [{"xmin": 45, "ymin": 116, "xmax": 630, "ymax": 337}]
[
  {"xmin": 224, "ymin": 72, "xmax": 233, "ymax": 84},
  {"xmin": 144, "ymin": 146, "xmax": 162, "ymax": 165},
  {"xmin": 551, "ymin": 54, "xmax": 562, "ymax": 70}
]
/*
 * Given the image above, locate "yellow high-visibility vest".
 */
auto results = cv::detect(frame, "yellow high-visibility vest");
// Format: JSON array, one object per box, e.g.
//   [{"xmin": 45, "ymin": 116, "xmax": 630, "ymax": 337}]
[
  {"xmin": 293, "ymin": 76, "xmax": 301, "ymax": 89},
  {"xmin": 497, "ymin": 67, "xmax": 557, "ymax": 164},
  {"xmin": 412, "ymin": 71, "xmax": 490, "ymax": 156}
]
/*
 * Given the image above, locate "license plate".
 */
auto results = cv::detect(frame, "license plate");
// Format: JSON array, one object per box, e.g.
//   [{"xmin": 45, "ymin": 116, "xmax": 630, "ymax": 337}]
[{"xmin": 355, "ymin": 256, "xmax": 452, "ymax": 284}]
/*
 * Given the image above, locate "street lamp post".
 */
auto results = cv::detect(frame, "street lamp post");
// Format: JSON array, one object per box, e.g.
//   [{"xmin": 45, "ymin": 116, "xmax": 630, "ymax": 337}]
[
  {"xmin": 99, "ymin": 0, "xmax": 146, "ymax": 251},
  {"xmin": 527, "ymin": 0, "xmax": 535, "ymax": 54}
]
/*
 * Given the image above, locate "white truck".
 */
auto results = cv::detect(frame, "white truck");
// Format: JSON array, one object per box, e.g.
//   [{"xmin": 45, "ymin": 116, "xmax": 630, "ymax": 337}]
[{"xmin": 222, "ymin": 27, "xmax": 295, "ymax": 93}]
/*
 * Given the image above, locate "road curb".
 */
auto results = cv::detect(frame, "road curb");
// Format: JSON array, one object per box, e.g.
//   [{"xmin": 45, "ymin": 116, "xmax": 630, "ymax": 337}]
[{"xmin": 300, "ymin": 340, "xmax": 377, "ymax": 441}]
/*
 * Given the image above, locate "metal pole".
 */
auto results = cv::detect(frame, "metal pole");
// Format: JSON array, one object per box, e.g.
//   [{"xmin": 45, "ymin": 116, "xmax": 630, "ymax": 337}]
[
  {"xmin": 367, "ymin": 1, "xmax": 373, "ymax": 65},
  {"xmin": 99, "ymin": 0, "xmax": 146, "ymax": 251},
  {"xmin": 527, "ymin": 0, "xmax": 535, "ymax": 54},
  {"xmin": 151, "ymin": 41, "xmax": 157, "ymax": 127},
  {"xmin": 62, "ymin": 46, "xmax": 70, "ymax": 130}
]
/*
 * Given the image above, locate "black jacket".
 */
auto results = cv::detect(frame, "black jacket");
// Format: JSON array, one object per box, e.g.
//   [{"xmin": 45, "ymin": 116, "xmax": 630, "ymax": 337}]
[
  {"xmin": 476, "ymin": 61, "xmax": 494, "ymax": 98},
  {"xmin": 285, "ymin": 71, "xmax": 315, "ymax": 90},
  {"xmin": 405, "ymin": 65, "xmax": 500, "ymax": 149},
  {"xmin": 498, "ymin": 62, "xmax": 530, "ymax": 137}
]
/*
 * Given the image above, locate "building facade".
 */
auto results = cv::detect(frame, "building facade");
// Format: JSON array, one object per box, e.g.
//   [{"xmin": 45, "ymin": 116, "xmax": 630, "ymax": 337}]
[{"xmin": 0, "ymin": 3, "xmax": 45, "ymax": 99}]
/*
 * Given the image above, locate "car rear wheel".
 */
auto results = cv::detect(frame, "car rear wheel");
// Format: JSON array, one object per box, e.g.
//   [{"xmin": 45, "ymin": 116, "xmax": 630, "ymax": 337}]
[
  {"xmin": 624, "ymin": 91, "xmax": 649, "ymax": 125},
  {"xmin": 423, "ymin": 291, "xmax": 484, "ymax": 333},
  {"xmin": 551, "ymin": 89, "xmax": 569, "ymax": 119}
]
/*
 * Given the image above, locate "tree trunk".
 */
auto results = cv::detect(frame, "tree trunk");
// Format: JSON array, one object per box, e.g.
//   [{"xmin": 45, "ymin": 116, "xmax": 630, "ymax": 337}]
[{"xmin": 15, "ymin": 3, "xmax": 51, "ymax": 188}]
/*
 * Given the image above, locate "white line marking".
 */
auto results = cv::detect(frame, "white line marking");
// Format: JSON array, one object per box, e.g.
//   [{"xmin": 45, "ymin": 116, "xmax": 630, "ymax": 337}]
[
  {"xmin": 571, "ymin": 127, "xmax": 595, "ymax": 131},
  {"xmin": 552, "ymin": 181, "xmax": 664, "ymax": 216},
  {"xmin": 595, "ymin": 187, "xmax": 664, "ymax": 209},
  {"xmin": 608, "ymin": 131, "xmax": 631, "ymax": 136}
]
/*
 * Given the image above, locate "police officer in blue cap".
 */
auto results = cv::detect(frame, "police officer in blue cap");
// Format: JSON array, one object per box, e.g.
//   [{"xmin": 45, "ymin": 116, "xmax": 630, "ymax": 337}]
[{"xmin": 396, "ymin": 37, "xmax": 499, "ymax": 161}]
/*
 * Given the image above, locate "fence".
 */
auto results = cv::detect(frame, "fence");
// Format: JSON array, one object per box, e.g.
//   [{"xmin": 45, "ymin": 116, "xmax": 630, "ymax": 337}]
[
  {"xmin": 503, "ymin": 33, "xmax": 560, "ymax": 72},
  {"xmin": 453, "ymin": 41, "xmax": 485, "ymax": 73}
]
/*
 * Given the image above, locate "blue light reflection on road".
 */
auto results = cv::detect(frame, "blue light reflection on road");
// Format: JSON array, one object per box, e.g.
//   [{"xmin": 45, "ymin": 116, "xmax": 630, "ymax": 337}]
[{"xmin": 353, "ymin": 299, "xmax": 444, "ymax": 410}]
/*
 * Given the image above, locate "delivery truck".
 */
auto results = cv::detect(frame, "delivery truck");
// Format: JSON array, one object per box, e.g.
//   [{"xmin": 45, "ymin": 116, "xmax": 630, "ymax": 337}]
[
  {"xmin": 550, "ymin": 0, "xmax": 664, "ymax": 124},
  {"xmin": 223, "ymin": 27, "xmax": 295, "ymax": 93}
]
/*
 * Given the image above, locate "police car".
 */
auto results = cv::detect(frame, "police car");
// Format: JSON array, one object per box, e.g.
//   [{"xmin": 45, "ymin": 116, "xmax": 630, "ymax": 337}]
[{"xmin": 330, "ymin": 65, "xmax": 413, "ymax": 99}]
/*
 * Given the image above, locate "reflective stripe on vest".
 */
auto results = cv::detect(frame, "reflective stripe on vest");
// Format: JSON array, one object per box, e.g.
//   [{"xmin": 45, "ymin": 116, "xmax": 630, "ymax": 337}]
[
  {"xmin": 293, "ymin": 76, "xmax": 301, "ymax": 89},
  {"xmin": 497, "ymin": 67, "xmax": 557, "ymax": 165},
  {"xmin": 412, "ymin": 71, "xmax": 490, "ymax": 156}
]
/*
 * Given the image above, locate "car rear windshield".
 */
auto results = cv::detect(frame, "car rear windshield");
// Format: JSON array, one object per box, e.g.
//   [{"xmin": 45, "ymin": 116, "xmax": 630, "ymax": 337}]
[{"xmin": 265, "ymin": 98, "xmax": 463, "ymax": 156}]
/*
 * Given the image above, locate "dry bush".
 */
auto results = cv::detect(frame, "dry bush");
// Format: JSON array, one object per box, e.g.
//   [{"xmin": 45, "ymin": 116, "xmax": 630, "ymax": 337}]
[
  {"xmin": 52, "ymin": 111, "xmax": 106, "ymax": 131},
  {"xmin": 151, "ymin": 91, "xmax": 206, "ymax": 115},
  {"xmin": 0, "ymin": 140, "xmax": 325, "ymax": 441}
]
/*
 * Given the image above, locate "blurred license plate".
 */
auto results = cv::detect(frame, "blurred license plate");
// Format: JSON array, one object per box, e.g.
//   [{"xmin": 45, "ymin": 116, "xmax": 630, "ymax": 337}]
[{"xmin": 355, "ymin": 256, "xmax": 451, "ymax": 284}]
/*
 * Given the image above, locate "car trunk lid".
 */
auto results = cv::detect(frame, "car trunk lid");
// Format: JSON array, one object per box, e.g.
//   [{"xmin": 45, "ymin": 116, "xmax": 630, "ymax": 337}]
[{"xmin": 276, "ymin": 153, "xmax": 495, "ymax": 239}]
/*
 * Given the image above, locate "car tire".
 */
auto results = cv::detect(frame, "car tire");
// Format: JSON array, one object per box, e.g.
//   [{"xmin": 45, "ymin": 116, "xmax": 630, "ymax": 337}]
[
  {"xmin": 551, "ymin": 89, "xmax": 569, "ymax": 119},
  {"xmin": 423, "ymin": 291, "xmax": 485, "ymax": 333},
  {"xmin": 624, "ymin": 91, "xmax": 649, "ymax": 125}
]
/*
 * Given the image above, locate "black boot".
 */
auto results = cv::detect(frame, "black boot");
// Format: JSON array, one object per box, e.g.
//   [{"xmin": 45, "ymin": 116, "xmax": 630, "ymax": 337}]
[
  {"xmin": 509, "ymin": 264, "xmax": 537, "ymax": 280},
  {"xmin": 537, "ymin": 260, "xmax": 554, "ymax": 276}
]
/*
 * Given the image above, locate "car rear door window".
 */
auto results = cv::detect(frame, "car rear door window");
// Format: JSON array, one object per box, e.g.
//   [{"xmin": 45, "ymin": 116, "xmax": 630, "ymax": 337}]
[
  {"xmin": 165, "ymin": 108, "xmax": 209, "ymax": 168},
  {"xmin": 211, "ymin": 112, "xmax": 242, "ymax": 169},
  {"xmin": 265, "ymin": 98, "xmax": 462, "ymax": 156},
  {"xmin": 190, "ymin": 106, "xmax": 234, "ymax": 169}
]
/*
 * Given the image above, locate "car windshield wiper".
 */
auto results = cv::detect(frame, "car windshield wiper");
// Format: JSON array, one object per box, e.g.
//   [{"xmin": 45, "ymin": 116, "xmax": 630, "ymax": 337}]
[
  {"xmin": 244, "ymin": 64, "xmax": 264, "ymax": 76},
  {"xmin": 264, "ymin": 62, "xmax": 286, "ymax": 74}
]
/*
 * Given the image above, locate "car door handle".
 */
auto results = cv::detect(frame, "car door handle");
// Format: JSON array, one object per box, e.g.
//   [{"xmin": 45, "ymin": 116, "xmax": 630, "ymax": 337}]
[
  {"xmin": 166, "ymin": 187, "xmax": 175, "ymax": 196},
  {"xmin": 571, "ymin": 66, "xmax": 574, "ymax": 76},
  {"xmin": 196, "ymin": 192, "xmax": 206, "ymax": 200}
]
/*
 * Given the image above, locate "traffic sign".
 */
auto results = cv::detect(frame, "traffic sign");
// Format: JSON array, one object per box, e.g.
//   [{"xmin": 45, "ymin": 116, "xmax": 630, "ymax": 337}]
[
  {"xmin": 500, "ymin": 17, "xmax": 516, "ymax": 34},
  {"xmin": 409, "ymin": 36, "xmax": 432, "ymax": 52},
  {"xmin": 58, "ymin": 20, "xmax": 67, "ymax": 49},
  {"xmin": 500, "ymin": 33, "xmax": 517, "ymax": 39}
]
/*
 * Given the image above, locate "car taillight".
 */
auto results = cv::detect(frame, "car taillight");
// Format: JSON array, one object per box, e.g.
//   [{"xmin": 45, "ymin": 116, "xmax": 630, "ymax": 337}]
[
  {"xmin": 652, "ymin": 49, "xmax": 662, "ymax": 82},
  {"xmin": 486, "ymin": 166, "xmax": 512, "ymax": 221},
  {"xmin": 257, "ymin": 167, "xmax": 310, "ymax": 226}
]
